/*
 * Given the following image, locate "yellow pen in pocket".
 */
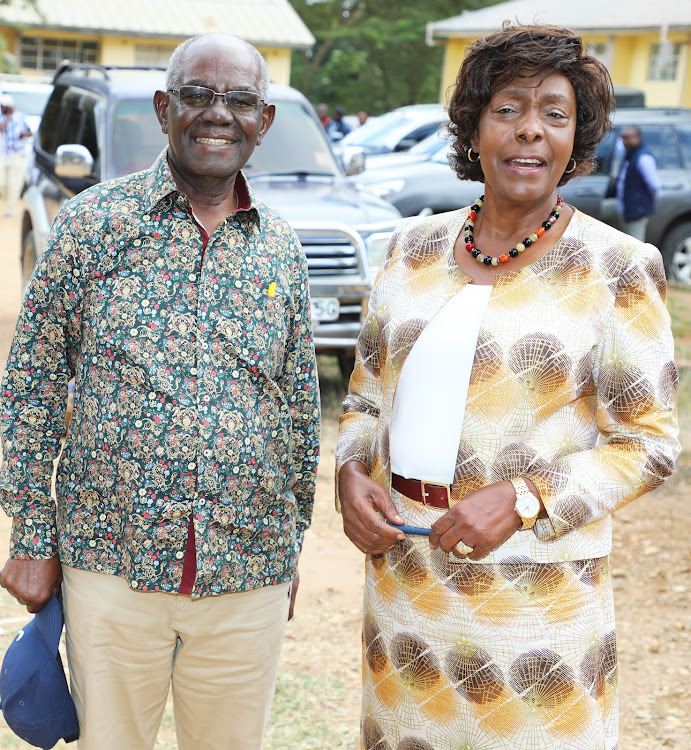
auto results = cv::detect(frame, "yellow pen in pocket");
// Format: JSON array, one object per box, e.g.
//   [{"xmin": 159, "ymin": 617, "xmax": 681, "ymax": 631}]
[{"xmin": 267, "ymin": 282, "xmax": 277, "ymax": 297}]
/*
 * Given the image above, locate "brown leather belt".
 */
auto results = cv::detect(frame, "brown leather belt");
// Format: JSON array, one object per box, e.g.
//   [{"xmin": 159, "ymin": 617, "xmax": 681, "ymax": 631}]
[{"xmin": 391, "ymin": 473, "xmax": 450, "ymax": 509}]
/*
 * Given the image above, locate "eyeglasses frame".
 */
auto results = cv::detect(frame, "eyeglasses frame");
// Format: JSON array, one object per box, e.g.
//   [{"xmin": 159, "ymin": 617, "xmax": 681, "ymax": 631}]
[{"xmin": 167, "ymin": 86, "xmax": 267, "ymax": 115}]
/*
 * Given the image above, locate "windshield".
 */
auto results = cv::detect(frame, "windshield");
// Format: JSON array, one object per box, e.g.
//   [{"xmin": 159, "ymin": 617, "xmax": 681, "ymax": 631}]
[
  {"xmin": 243, "ymin": 101, "xmax": 340, "ymax": 177},
  {"xmin": 340, "ymin": 110, "xmax": 419, "ymax": 152},
  {"xmin": 109, "ymin": 100, "xmax": 168, "ymax": 178},
  {"xmin": 107, "ymin": 98, "xmax": 341, "ymax": 180},
  {"xmin": 409, "ymin": 130, "xmax": 449, "ymax": 157},
  {"xmin": 6, "ymin": 89, "xmax": 50, "ymax": 117}
]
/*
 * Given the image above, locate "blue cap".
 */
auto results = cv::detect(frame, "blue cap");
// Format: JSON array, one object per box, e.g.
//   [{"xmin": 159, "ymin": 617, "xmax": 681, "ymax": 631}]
[{"xmin": 0, "ymin": 594, "xmax": 79, "ymax": 749}]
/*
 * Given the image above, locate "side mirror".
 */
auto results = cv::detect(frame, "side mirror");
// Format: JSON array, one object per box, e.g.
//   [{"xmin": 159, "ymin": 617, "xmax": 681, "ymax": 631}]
[{"xmin": 55, "ymin": 144, "xmax": 94, "ymax": 179}]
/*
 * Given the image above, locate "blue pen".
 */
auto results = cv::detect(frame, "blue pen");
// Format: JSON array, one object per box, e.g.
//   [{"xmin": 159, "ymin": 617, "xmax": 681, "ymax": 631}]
[{"xmin": 387, "ymin": 522, "xmax": 431, "ymax": 537}]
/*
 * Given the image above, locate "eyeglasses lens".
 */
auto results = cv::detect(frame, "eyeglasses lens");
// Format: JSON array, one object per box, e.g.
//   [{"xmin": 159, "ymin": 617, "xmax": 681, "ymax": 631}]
[{"xmin": 177, "ymin": 86, "xmax": 261, "ymax": 114}]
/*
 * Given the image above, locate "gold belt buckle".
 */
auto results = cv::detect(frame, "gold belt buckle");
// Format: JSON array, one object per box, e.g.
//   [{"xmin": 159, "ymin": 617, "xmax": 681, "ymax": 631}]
[{"xmin": 420, "ymin": 480, "xmax": 451, "ymax": 509}]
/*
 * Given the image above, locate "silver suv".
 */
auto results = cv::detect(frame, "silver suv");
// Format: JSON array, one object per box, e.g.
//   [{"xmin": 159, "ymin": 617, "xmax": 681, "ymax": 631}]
[{"xmin": 21, "ymin": 63, "xmax": 401, "ymax": 375}]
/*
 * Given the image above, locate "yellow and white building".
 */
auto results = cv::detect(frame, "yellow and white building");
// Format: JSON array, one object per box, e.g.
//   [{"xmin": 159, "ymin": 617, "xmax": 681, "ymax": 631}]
[
  {"xmin": 0, "ymin": 0, "xmax": 314, "ymax": 86},
  {"xmin": 427, "ymin": 0, "xmax": 691, "ymax": 108}
]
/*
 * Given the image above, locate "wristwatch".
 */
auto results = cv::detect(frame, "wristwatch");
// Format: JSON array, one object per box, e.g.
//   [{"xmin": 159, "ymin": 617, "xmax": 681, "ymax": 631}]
[{"xmin": 510, "ymin": 477, "xmax": 541, "ymax": 530}]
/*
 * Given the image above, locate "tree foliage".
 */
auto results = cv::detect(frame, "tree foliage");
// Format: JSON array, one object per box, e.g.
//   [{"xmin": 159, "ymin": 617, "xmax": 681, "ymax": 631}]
[{"xmin": 289, "ymin": 0, "xmax": 498, "ymax": 116}]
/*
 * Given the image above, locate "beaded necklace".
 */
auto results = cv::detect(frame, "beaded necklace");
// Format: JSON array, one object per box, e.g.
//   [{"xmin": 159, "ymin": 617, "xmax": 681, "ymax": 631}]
[{"xmin": 464, "ymin": 194, "xmax": 564, "ymax": 266}]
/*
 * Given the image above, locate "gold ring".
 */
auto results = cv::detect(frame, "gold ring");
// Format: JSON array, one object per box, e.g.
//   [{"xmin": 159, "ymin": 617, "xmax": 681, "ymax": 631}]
[{"xmin": 454, "ymin": 541, "xmax": 474, "ymax": 556}]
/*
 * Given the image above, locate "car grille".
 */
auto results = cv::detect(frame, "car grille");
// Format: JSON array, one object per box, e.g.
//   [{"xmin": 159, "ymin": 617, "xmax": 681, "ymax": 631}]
[{"xmin": 299, "ymin": 233, "xmax": 360, "ymax": 277}]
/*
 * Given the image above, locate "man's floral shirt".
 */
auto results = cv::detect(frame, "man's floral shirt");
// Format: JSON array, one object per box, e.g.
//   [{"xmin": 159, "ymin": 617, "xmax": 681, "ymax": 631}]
[{"xmin": 0, "ymin": 150, "xmax": 321, "ymax": 597}]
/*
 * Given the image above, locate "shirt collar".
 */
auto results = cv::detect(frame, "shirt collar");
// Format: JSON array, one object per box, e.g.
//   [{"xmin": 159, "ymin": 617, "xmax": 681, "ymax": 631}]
[{"xmin": 143, "ymin": 148, "xmax": 261, "ymax": 228}]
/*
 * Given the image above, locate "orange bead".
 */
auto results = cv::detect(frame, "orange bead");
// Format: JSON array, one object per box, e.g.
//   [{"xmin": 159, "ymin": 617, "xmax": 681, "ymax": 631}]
[
  {"xmin": 536, "ymin": 227, "xmax": 545, "ymax": 237},
  {"xmin": 499, "ymin": 254, "xmax": 510, "ymax": 263},
  {"xmin": 468, "ymin": 211, "xmax": 477, "ymax": 221}
]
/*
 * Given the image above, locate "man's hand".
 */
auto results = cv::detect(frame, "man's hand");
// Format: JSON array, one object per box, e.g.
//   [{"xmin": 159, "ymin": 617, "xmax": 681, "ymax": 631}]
[
  {"xmin": 429, "ymin": 481, "xmax": 525, "ymax": 560},
  {"xmin": 0, "ymin": 558, "xmax": 63, "ymax": 613},
  {"xmin": 338, "ymin": 461, "xmax": 405, "ymax": 554}
]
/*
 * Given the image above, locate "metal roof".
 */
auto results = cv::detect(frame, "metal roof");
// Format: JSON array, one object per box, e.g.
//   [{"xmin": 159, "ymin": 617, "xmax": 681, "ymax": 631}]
[
  {"xmin": 428, "ymin": 0, "xmax": 691, "ymax": 37},
  {"xmin": 0, "ymin": 0, "xmax": 315, "ymax": 49}
]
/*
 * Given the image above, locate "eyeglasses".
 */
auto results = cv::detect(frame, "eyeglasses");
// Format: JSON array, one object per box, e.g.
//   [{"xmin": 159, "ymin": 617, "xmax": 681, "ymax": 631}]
[{"xmin": 167, "ymin": 86, "xmax": 266, "ymax": 115}]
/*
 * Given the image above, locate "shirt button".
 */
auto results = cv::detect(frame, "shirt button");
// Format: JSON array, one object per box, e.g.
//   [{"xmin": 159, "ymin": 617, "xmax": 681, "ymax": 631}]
[
  {"xmin": 188, "ymin": 462, "xmax": 196, "ymax": 470},
  {"xmin": 172, "ymin": 511, "xmax": 182, "ymax": 519},
  {"xmin": 203, "ymin": 449, "xmax": 213, "ymax": 458}
]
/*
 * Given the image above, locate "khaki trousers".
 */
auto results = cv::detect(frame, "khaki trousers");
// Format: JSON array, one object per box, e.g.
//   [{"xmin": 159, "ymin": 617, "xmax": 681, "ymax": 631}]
[
  {"xmin": 61, "ymin": 566, "xmax": 291, "ymax": 750},
  {"xmin": 1, "ymin": 151, "xmax": 27, "ymax": 216}
]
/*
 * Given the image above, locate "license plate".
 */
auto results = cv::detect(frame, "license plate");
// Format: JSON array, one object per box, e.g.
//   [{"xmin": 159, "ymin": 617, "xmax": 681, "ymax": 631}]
[{"xmin": 311, "ymin": 297, "xmax": 339, "ymax": 322}]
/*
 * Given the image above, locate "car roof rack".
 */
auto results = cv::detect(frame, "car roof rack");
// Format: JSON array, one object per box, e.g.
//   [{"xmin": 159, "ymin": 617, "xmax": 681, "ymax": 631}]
[{"xmin": 52, "ymin": 62, "xmax": 167, "ymax": 84}]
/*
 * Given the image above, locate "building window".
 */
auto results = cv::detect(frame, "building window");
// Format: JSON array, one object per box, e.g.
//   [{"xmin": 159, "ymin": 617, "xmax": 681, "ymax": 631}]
[
  {"xmin": 587, "ymin": 41, "xmax": 613, "ymax": 71},
  {"xmin": 20, "ymin": 36, "xmax": 99, "ymax": 71},
  {"xmin": 134, "ymin": 44, "xmax": 175, "ymax": 68},
  {"xmin": 648, "ymin": 42, "xmax": 681, "ymax": 81}
]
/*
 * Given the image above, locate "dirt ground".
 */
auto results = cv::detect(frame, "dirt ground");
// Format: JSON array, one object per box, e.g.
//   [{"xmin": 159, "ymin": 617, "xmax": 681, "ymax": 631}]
[{"xmin": 0, "ymin": 208, "xmax": 688, "ymax": 748}]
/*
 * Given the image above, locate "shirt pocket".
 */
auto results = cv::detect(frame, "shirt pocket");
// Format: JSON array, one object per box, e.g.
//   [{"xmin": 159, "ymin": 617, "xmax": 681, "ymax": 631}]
[{"xmin": 217, "ymin": 287, "xmax": 293, "ymax": 380}]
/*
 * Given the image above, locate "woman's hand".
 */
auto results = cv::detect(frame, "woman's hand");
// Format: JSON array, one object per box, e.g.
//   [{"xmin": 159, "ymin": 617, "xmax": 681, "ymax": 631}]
[
  {"xmin": 429, "ymin": 481, "xmax": 524, "ymax": 560},
  {"xmin": 338, "ymin": 461, "xmax": 406, "ymax": 554}
]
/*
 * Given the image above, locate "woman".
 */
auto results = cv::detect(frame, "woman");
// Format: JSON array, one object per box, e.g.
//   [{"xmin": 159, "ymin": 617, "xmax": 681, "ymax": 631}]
[{"xmin": 336, "ymin": 22, "xmax": 679, "ymax": 750}]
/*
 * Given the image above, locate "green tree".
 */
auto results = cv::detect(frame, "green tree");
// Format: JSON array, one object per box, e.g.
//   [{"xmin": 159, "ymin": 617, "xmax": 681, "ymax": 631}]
[{"xmin": 290, "ymin": 0, "xmax": 498, "ymax": 115}]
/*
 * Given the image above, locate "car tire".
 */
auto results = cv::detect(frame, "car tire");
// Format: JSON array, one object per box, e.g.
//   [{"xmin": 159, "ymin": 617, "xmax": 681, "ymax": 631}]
[
  {"xmin": 21, "ymin": 230, "xmax": 37, "ymax": 291},
  {"xmin": 661, "ymin": 221, "xmax": 691, "ymax": 286}
]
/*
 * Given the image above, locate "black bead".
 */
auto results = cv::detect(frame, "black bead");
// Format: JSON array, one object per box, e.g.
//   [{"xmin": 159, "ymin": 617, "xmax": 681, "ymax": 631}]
[
  {"xmin": 483, "ymin": 255, "xmax": 493, "ymax": 265},
  {"xmin": 542, "ymin": 221, "xmax": 551, "ymax": 229},
  {"xmin": 550, "ymin": 211, "xmax": 559, "ymax": 219},
  {"xmin": 523, "ymin": 237, "xmax": 532, "ymax": 247},
  {"xmin": 471, "ymin": 204, "xmax": 481, "ymax": 211},
  {"xmin": 509, "ymin": 248, "xmax": 519, "ymax": 257},
  {"xmin": 465, "ymin": 234, "xmax": 474, "ymax": 242},
  {"xmin": 471, "ymin": 249, "xmax": 481, "ymax": 258}
]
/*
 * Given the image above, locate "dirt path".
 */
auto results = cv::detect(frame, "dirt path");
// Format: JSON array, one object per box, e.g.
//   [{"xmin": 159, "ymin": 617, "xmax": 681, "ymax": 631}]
[{"xmin": 0, "ymin": 210, "xmax": 687, "ymax": 748}]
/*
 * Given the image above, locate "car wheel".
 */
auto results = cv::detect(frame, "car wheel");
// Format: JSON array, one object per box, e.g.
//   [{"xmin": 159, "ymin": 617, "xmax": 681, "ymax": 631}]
[
  {"xmin": 21, "ymin": 230, "xmax": 37, "ymax": 291},
  {"xmin": 661, "ymin": 221, "xmax": 691, "ymax": 286}
]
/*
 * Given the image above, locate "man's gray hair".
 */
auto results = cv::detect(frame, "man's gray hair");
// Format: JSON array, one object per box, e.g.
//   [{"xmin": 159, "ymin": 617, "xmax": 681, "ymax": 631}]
[{"xmin": 166, "ymin": 34, "xmax": 270, "ymax": 100}]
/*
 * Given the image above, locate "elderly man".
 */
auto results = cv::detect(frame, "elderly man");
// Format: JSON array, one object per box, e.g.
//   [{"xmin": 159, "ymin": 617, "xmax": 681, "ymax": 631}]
[
  {"xmin": 0, "ymin": 93, "xmax": 32, "ymax": 217},
  {"xmin": 0, "ymin": 33, "xmax": 320, "ymax": 750}
]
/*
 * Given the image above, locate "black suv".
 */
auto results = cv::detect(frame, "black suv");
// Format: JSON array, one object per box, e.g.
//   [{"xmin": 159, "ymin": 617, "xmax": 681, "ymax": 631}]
[
  {"xmin": 562, "ymin": 107, "xmax": 691, "ymax": 285},
  {"xmin": 21, "ymin": 63, "xmax": 401, "ymax": 374}
]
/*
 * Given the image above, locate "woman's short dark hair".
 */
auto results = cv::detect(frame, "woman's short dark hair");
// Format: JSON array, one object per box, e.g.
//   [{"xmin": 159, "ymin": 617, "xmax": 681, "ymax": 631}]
[{"xmin": 447, "ymin": 22, "xmax": 614, "ymax": 186}]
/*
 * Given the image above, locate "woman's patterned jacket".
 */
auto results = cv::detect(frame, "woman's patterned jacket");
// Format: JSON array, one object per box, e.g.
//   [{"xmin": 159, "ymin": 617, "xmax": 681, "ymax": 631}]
[{"xmin": 336, "ymin": 207, "xmax": 680, "ymax": 563}]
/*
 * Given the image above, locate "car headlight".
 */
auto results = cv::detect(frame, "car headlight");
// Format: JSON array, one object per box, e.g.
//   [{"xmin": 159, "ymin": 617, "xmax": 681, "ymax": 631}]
[
  {"xmin": 359, "ymin": 179, "xmax": 406, "ymax": 201},
  {"xmin": 365, "ymin": 231, "xmax": 393, "ymax": 280}
]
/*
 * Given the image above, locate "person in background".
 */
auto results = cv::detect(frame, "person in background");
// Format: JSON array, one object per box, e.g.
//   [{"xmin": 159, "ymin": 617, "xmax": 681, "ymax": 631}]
[
  {"xmin": 0, "ymin": 94, "xmax": 32, "ymax": 217},
  {"xmin": 327, "ymin": 105, "xmax": 351, "ymax": 142},
  {"xmin": 357, "ymin": 110, "xmax": 369, "ymax": 127},
  {"xmin": 317, "ymin": 102, "xmax": 331, "ymax": 129},
  {"xmin": 615, "ymin": 125, "xmax": 660, "ymax": 241},
  {"xmin": 0, "ymin": 32, "xmax": 320, "ymax": 750},
  {"xmin": 337, "ymin": 21, "xmax": 678, "ymax": 750}
]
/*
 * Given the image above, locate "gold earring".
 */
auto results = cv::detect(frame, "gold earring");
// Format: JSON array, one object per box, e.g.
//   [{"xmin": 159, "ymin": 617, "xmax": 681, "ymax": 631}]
[
  {"xmin": 564, "ymin": 157, "xmax": 576, "ymax": 174},
  {"xmin": 467, "ymin": 147, "xmax": 480, "ymax": 163}
]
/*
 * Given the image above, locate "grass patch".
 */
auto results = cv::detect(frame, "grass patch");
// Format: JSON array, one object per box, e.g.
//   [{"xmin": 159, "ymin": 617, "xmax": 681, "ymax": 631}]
[
  {"xmin": 668, "ymin": 284, "xmax": 691, "ymax": 416},
  {"xmin": 264, "ymin": 671, "xmax": 359, "ymax": 749}
]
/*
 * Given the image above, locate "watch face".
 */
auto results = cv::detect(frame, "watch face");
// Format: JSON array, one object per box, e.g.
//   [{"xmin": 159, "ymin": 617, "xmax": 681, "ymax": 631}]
[{"xmin": 516, "ymin": 493, "xmax": 540, "ymax": 520}]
